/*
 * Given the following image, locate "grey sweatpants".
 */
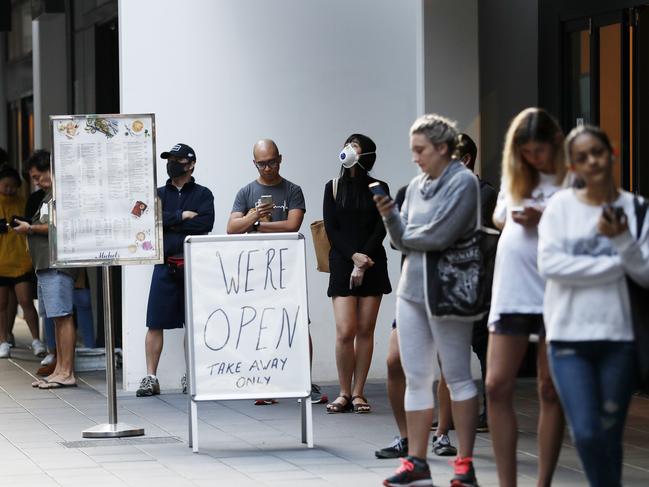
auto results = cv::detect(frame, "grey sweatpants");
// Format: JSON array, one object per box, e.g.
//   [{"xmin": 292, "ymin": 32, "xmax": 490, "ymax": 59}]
[{"xmin": 396, "ymin": 296, "xmax": 477, "ymax": 411}]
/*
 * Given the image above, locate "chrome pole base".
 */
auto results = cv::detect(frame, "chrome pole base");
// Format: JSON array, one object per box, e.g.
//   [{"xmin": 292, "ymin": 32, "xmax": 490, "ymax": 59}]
[{"xmin": 82, "ymin": 423, "xmax": 144, "ymax": 438}]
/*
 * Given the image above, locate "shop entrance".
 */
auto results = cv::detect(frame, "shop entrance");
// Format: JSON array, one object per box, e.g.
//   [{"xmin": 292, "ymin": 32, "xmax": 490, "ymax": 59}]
[{"xmin": 562, "ymin": 6, "xmax": 649, "ymax": 195}]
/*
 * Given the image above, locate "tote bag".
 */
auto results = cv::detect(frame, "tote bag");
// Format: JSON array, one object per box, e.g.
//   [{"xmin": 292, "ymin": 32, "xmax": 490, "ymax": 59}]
[
  {"xmin": 424, "ymin": 174, "xmax": 491, "ymax": 320},
  {"xmin": 310, "ymin": 178, "xmax": 338, "ymax": 273}
]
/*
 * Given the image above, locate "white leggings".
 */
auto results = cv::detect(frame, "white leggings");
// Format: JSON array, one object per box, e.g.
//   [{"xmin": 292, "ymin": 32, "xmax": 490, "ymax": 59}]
[{"xmin": 396, "ymin": 296, "xmax": 477, "ymax": 411}]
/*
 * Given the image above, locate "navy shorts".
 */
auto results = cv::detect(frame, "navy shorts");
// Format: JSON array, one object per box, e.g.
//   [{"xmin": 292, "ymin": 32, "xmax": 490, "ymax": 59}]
[
  {"xmin": 146, "ymin": 264, "xmax": 185, "ymax": 330},
  {"xmin": 489, "ymin": 313, "xmax": 545, "ymax": 337}
]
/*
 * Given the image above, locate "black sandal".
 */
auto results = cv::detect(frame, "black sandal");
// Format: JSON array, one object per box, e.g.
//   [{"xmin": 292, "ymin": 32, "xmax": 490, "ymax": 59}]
[
  {"xmin": 352, "ymin": 395, "xmax": 371, "ymax": 413},
  {"xmin": 326, "ymin": 394, "xmax": 352, "ymax": 413}
]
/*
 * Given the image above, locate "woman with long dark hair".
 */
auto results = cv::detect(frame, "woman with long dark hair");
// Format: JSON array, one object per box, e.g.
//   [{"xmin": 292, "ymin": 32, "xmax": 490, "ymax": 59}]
[
  {"xmin": 539, "ymin": 125, "xmax": 649, "ymax": 486},
  {"xmin": 323, "ymin": 133, "xmax": 391, "ymax": 414}
]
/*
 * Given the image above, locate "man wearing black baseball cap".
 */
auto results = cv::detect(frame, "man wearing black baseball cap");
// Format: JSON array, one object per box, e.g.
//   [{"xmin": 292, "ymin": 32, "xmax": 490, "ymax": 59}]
[{"xmin": 137, "ymin": 143, "xmax": 214, "ymax": 397}]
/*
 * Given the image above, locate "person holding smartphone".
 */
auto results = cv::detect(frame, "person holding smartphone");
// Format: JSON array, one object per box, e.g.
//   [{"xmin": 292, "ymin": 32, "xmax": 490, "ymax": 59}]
[
  {"xmin": 0, "ymin": 164, "xmax": 46, "ymax": 360},
  {"xmin": 376, "ymin": 115, "xmax": 482, "ymax": 486},
  {"xmin": 486, "ymin": 108, "xmax": 566, "ymax": 487},
  {"xmin": 538, "ymin": 125, "xmax": 649, "ymax": 487},
  {"xmin": 323, "ymin": 133, "xmax": 391, "ymax": 415},
  {"xmin": 227, "ymin": 139, "xmax": 305, "ymax": 234},
  {"xmin": 227, "ymin": 139, "xmax": 328, "ymax": 405}
]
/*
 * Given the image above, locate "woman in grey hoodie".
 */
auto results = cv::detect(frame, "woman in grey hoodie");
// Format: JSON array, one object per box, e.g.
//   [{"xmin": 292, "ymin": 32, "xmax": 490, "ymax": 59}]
[{"xmin": 377, "ymin": 114, "xmax": 480, "ymax": 487}]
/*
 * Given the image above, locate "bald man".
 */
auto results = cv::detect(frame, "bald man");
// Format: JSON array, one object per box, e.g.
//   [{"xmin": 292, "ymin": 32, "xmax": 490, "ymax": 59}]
[
  {"xmin": 227, "ymin": 139, "xmax": 305, "ymax": 234},
  {"xmin": 227, "ymin": 139, "xmax": 327, "ymax": 405}
]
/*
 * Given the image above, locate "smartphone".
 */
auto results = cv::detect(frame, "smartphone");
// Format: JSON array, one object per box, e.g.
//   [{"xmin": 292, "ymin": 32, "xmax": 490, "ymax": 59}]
[
  {"xmin": 9, "ymin": 216, "xmax": 27, "ymax": 228},
  {"xmin": 368, "ymin": 182, "xmax": 390, "ymax": 199},
  {"xmin": 260, "ymin": 195, "xmax": 274, "ymax": 206},
  {"xmin": 603, "ymin": 205, "xmax": 626, "ymax": 224}
]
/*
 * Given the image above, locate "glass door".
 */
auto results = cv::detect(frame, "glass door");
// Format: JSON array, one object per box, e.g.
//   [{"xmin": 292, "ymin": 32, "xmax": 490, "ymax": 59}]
[
  {"xmin": 634, "ymin": 6, "xmax": 649, "ymax": 196},
  {"xmin": 562, "ymin": 10, "xmax": 635, "ymax": 192}
]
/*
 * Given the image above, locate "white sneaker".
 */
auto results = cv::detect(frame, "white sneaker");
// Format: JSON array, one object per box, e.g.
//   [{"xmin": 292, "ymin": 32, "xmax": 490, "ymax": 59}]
[
  {"xmin": 0, "ymin": 342, "xmax": 11, "ymax": 358},
  {"xmin": 31, "ymin": 339, "xmax": 47, "ymax": 358},
  {"xmin": 40, "ymin": 353, "xmax": 55, "ymax": 366}
]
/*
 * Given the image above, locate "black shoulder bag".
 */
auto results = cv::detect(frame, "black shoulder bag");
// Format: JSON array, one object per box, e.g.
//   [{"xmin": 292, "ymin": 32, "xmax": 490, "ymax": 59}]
[
  {"xmin": 424, "ymin": 175, "xmax": 493, "ymax": 319},
  {"xmin": 627, "ymin": 196, "xmax": 649, "ymax": 390}
]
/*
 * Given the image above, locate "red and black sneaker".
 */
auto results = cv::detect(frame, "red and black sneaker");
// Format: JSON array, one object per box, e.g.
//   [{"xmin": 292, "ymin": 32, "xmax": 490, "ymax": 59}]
[
  {"xmin": 383, "ymin": 456, "xmax": 432, "ymax": 486},
  {"xmin": 450, "ymin": 456, "xmax": 479, "ymax": 486}
]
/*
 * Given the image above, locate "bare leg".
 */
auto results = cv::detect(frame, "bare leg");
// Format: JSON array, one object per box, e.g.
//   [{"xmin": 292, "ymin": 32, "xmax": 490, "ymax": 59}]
[
  {"xmin": 386, "ymin": 328, "xmax": 407, "ymax": 438},
  {"xmin": 14, "ymin": 281, "xmax": 40, "ymax": 339},
  {"xmin": 536, "ymin": 339, "xmax": 565, "ymax": 487},
  {"xmin": 452, "ymin": 395, "xmax": 479, "ymax": 457},
  {"xmin": 486, "ymin": 333, "xmax": 530, "ymax": 487},
  {"xmin": 407, "ymin": 409, "xmax": 434, "ymax": 459},
  {"xmin": 6, "ymin": 287, "xmax": 17, "ymax": 341},
  {"xmin": 145, "ymin": 328, "xmax": 164, "ymax": 376},
  {"xmin": 351, "ymin": 296, "xmax": 381, "ymax": 404},
  {"xmin": 0, "ymin": 287, "xmax": 8, "ymax": 342},
  {"xmin": 47, "ymin": 315, "xmax": 76, "ymax": 384}
]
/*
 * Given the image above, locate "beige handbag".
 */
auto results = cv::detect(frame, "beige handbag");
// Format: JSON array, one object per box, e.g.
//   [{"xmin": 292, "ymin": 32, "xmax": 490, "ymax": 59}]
[{"xmin": 310, "ymin": 178, "xmax": 338, "ymax": 273}]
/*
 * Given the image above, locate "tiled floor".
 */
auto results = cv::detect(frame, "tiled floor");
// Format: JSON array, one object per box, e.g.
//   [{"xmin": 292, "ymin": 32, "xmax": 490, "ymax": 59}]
[{"xmin": 1, "ymin": 344, "xmax": 648, "ymax": 486}]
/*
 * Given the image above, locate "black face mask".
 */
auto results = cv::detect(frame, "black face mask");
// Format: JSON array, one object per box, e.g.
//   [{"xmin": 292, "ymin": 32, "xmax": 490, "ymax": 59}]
[{"xmin": 166, "ymin": 161, "xmax": 187, "ymax": 178}]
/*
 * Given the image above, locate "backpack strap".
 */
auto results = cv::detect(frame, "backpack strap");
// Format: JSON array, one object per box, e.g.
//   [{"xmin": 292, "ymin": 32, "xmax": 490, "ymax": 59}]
[{"xmin": 634, "ymin": 196, "xmax": 649, "ymax": 240}]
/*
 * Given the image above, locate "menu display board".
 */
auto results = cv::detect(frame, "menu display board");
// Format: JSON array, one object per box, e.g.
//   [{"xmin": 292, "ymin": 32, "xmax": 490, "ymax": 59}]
[{"xmin": 49, "ymin": 114, "xmax": 163, "ymax": 266}]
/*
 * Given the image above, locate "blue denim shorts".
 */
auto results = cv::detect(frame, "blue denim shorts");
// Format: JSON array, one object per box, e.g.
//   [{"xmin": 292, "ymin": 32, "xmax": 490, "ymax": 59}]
[{"xmin": 36, "ymin": 269, "xmax": 74, "ymax": 318}]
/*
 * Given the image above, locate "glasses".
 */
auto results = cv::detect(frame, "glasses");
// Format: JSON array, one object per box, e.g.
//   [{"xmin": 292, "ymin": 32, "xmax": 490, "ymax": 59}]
[{"xmin": 254, "ymin": 159, "xmax": 280, "ymax": 170}]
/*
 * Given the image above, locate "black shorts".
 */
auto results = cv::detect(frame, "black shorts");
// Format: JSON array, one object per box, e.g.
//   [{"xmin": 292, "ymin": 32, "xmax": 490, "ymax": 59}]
[
  {"xmin": 489, "ymin": 313, "xmax": 545, "ymax": 337},
  {"xmin": 0, "ymin": 272, "xmax": 33, "ymax": 287}
]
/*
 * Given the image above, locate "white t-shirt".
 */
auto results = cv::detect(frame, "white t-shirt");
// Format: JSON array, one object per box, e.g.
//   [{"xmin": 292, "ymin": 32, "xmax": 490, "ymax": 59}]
[
  {"xmin": 488, "ymin": 172, "xmax": 561, "ymax": 324},
  {"xmin": 538, "ymin": 189, "xmax": 649, "ymax": 342}
]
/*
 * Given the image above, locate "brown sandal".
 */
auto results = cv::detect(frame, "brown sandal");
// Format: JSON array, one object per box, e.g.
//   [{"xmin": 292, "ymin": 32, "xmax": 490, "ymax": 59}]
[
  {"xmin": 326, "ymin": 394, "xmax": 352, "ymax": 413},
  {"xmin": 351, "ymin": 395, "xmax": 371, "ymax": 413}
]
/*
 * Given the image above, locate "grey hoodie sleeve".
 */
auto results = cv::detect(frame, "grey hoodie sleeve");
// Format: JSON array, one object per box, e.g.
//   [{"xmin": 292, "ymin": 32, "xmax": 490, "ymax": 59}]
[
  {"xmin": 383, "ymin": 183, "xmax": 411, "ymax": 253},
  {"xmin": 397, "ymin": 173, "xmax": 477, "ymax": 252}
]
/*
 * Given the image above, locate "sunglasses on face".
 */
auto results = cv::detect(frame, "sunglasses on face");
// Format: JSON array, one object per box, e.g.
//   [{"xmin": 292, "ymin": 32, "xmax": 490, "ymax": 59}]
[{"xmin": 254, "ymin": 159, "xmax": 280, "ymax": 170}]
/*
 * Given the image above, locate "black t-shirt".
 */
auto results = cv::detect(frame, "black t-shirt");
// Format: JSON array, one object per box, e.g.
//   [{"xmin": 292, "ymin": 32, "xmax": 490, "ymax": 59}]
[{"xmin": 25, "ymin": 189, "xmax": 45, "ymax": 219}]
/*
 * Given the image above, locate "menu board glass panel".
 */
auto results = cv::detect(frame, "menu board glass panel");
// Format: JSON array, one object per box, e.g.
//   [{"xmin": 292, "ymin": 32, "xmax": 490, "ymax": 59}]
[{"xmin": 49, "ymin": 114, "xmax": 162, "ymax": 266}]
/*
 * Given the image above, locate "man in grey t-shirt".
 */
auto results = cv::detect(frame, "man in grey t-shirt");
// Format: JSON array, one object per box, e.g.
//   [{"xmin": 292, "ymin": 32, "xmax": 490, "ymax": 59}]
[
  {"xmin": 227, "ymin": 139, "xmax": 305, "ymax": 233},
  {"xmin": 227, "ymin": 139, "xmax": 327, "ymax": 405}
]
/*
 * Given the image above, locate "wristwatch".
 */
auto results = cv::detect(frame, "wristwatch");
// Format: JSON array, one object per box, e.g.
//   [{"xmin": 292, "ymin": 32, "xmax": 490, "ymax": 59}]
[{"xmin": 252, "ymin": 220, "xmax": 261, "ymax": 231}]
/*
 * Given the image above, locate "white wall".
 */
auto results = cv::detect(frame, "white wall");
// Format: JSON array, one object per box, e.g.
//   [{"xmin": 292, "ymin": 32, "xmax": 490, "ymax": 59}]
[
  {"xmin": 119, "ymin": 0, "xmax": 480, "ymax": 391},
  {"xmin": 424, "ymin": 0, "xmax": 480, "ymax": 172}
]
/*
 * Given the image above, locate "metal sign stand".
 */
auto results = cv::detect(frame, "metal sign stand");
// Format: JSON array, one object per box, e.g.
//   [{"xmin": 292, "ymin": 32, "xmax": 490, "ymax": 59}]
[{"xmin": 82, "ymin": 266, "xmax": 144, "ymax": 438}]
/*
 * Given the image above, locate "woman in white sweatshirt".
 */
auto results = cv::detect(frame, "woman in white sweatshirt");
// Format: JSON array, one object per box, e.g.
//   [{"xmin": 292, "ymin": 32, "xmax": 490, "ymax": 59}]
[{"xmin": 538, "ymin": 125, "xmax": 649, "ymax": 487}]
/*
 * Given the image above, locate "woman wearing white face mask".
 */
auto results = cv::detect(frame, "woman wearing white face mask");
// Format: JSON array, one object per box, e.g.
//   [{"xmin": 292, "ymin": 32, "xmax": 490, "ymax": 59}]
[{"xmin": 323, "ymin": 133, "xmax": 391, "ymax": 414}]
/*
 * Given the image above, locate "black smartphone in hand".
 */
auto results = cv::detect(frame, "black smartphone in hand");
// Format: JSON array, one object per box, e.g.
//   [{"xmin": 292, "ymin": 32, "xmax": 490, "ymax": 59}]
[
  {"xmin": 603, "ymin": 205, "xmax": 626, "ymax": 224},
  {"xmin": 368, "ymin": 182, "xmax": 390, "ymax": 199},
  {"xmin": 10, "ymin": 216, "xmax": 27, "ymax": 228}
]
